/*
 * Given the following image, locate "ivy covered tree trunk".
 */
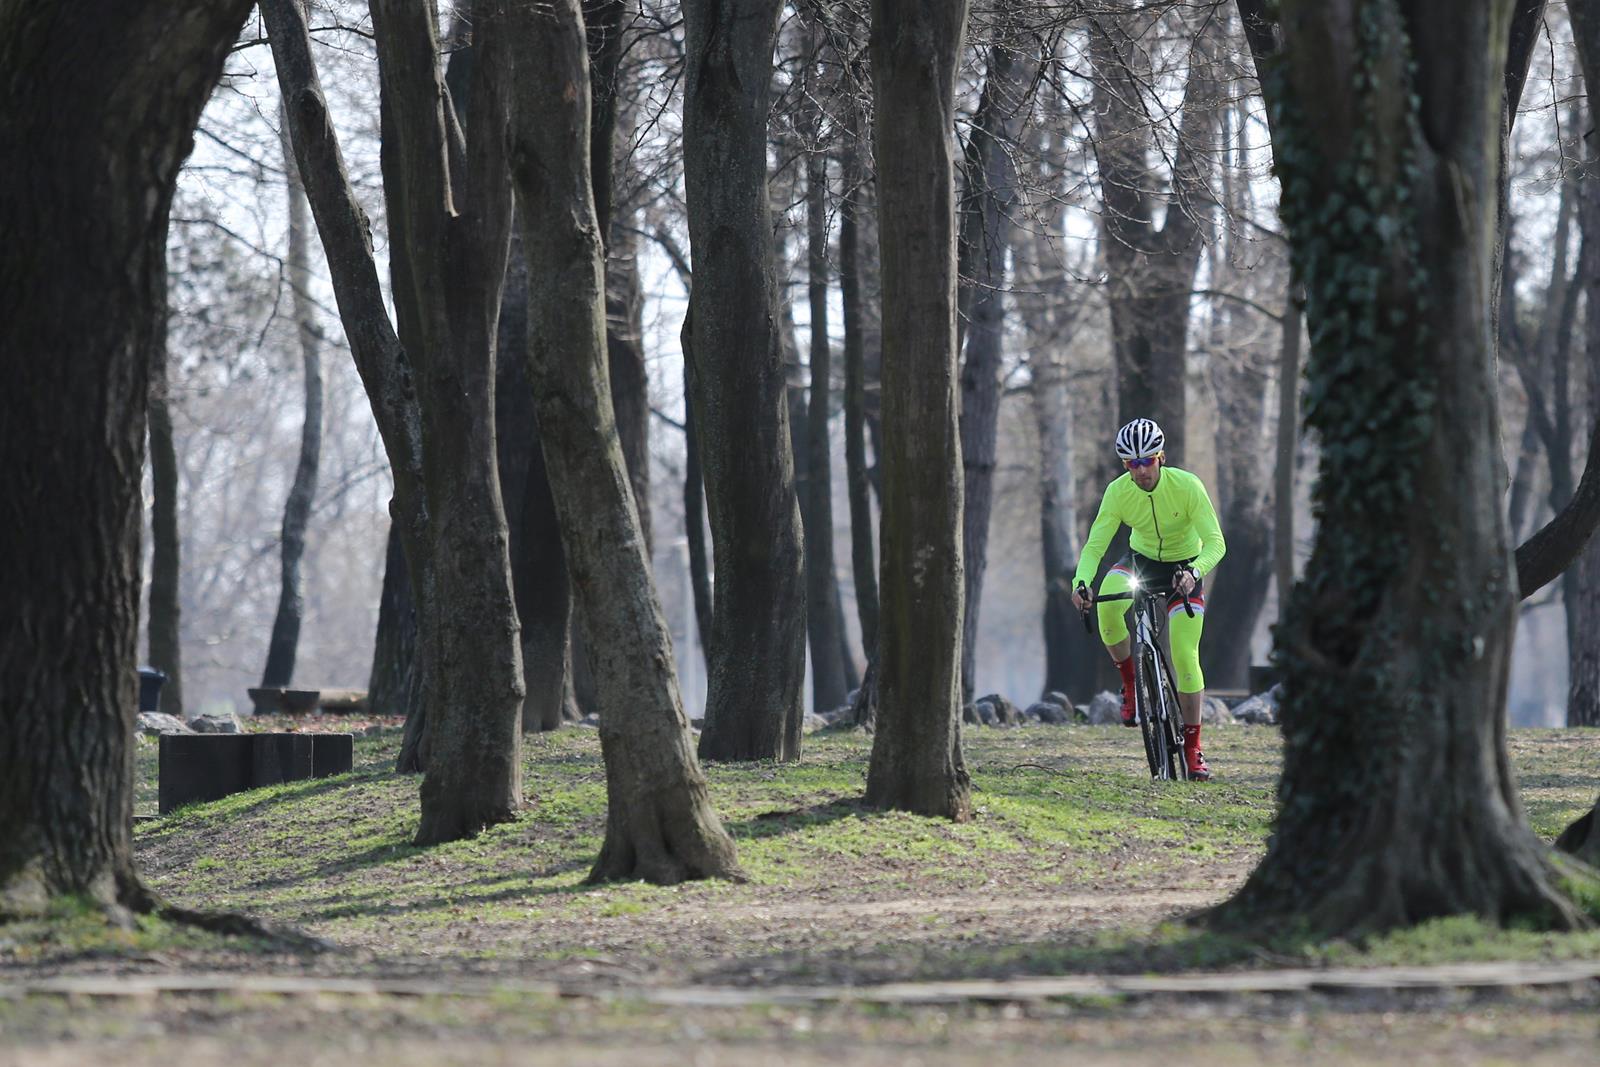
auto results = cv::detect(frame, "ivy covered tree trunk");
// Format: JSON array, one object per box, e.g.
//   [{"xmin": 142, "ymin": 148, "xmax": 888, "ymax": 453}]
[
  {"xmin": 863, "ymin": 0, "xmax": 973, "ymax": 820},
  {"xmin": 147, "ymin": 334, "xmax": 185, "ymax": 720},
  {"xmin": 1212, "ymin": 0, "xmax": 1592, "ymax": 935},
  {"xmin": 681, "ymin": 0, "xmax": 807, "ymax": 762},
  {"xmin": 508, "ymin": 0, "xmax": 741, "ymax": 883},
  {"xmin": 0, "ymin": 0, "xmax": 253, "ymax": 918},
  {"xmin": 262, "ymin": 110, "xmax": 324, "ymax": 690}
]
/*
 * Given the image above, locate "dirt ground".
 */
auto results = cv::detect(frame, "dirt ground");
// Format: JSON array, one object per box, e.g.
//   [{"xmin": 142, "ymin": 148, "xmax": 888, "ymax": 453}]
[{"xmin": 5, "ymin": 724, "xmax": 1599, "ymax": 1064}]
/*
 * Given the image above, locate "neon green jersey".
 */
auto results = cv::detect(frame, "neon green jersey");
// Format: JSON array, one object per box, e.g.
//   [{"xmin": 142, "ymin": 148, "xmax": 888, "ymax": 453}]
[{"xmin": 1072, "ymin": 466, "xmax": 1226, "ymax": 589}]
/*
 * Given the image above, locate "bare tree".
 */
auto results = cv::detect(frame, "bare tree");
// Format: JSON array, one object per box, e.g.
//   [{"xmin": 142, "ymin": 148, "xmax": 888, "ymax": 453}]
[
  {"xmin": 264, "ymin": 0, "xmax": 523, "ymax": 845},
  {"xmin": 506, "ymin": 0, "xmax": 742, "ymax": 883},
  {"xmin": 261, "ymin": 98, "xmax": 325, "ymax": 691},
  {"xmin": 863, "ymin": 0, "xmax": 973, "ymax": 819},
  {"xmin": 681, "ymin": 0, "xmax": 808, "ymax": 761}
]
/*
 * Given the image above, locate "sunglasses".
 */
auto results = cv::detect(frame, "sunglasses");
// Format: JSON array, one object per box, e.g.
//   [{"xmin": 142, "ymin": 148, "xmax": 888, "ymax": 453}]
[{"xmin": 1125, "ymin": 454, "xmax": 1162, "ymax": 469}]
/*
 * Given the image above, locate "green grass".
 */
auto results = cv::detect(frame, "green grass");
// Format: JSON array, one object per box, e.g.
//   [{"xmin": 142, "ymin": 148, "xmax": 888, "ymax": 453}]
[{"xmin": 65, "ymin": 723, "xmax": 1600, "ymax": 981}]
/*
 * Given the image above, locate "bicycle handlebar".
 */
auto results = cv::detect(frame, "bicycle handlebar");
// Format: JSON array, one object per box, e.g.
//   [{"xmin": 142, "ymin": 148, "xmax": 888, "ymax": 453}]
[{"xmin": 1075, "ymin": 578, "xmax": 1195, "ymax": 624}]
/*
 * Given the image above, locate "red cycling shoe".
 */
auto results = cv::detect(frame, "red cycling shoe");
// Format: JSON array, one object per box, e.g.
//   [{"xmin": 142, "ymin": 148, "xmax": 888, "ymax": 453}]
[{"xmin": 1120, "ymin": 684, "xmax": 1138, "ymax": 727}]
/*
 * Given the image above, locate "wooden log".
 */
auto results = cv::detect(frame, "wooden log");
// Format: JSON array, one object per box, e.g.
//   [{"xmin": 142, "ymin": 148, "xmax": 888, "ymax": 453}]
[
  {"xmin": 251, "ymin": 732, "xmax": 315, "ymax": 786},
  {"xmin": 158, "ymin": 734, "xmax": 252, "ymax": 814},
  {"xmin": 312, "ymin": 733, "xmax": 354, "ymax": 777}
]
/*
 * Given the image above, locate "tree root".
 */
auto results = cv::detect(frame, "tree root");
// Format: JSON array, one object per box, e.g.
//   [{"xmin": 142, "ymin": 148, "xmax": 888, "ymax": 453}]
[{"xmin": 1555, "ymin": 802, "xmax": 1599, "ymax": 868}]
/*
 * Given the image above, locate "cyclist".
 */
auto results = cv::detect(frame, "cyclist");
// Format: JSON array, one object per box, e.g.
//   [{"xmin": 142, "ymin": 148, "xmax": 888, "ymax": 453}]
[{"xmin": 1070, "ymin": 418, "xmax": 1226, "ymax": 780}]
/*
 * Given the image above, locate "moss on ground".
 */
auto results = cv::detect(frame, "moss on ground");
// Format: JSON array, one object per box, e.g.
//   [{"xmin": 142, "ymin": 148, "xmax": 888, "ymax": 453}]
[{"xmin": 36, "ymin": 723, "xmax": 1600, "ymax": 981}]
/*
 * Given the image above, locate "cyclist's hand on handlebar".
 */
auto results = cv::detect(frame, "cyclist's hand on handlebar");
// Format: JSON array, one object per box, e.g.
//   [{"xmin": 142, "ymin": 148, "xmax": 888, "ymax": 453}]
[
  {"xmin": 1173, "ymin": 566, "xmax": 1197, "ymax": 597},
  {"xmin": 1072, "ymin": 582, "xmax": 1092, "ymax": 613}
]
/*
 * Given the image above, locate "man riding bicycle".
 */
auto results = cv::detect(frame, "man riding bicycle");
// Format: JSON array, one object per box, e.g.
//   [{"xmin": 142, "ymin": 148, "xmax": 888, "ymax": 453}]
[{"xmin": 1070, "ymin": 418, "xmax": 1226, "ymax": 780}]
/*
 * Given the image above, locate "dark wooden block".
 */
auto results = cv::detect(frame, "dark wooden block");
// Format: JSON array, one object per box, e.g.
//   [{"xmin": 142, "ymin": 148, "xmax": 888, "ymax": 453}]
[
  {"xmin": 251, "ymin": 732, "xmax": 315, "ymax": 787},
  {"xmin": 158, "ymin": 734, "xmax": 252, "ymax": 814},
  {"xmin": 312, "ymin": 733, "xmax": 354, "ymax": 778}
]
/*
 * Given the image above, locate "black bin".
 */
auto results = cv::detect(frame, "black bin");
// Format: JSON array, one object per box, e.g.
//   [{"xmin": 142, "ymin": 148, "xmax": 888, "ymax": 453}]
[{"xmin": 137, "ymin": 667, "xmax": 167, "ymax": 714}]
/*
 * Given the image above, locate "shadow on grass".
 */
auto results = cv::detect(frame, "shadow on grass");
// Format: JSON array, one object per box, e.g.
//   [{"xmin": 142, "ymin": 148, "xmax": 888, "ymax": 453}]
[{"xmin": 724, "ymin": 795, "xmax": 869, "ymax": 841}]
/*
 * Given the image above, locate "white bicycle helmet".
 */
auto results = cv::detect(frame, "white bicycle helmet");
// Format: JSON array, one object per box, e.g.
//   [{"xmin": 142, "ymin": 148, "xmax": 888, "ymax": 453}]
[{"xmin": 1114, "ymin": 418, "xmax": 1165, "ymax": 459}]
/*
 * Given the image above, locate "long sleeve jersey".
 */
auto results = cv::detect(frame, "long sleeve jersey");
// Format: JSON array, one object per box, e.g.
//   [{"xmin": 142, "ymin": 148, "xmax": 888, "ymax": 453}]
[{"xmin": 1072, "ymin": 466, "xmax": 1227, "ymax": 589}]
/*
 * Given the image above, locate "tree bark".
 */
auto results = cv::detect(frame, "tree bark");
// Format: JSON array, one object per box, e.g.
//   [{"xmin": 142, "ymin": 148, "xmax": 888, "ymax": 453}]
[
  {"xmin": 262, "ymin": 105, "xmax": 325, "ymax": 690},
  {"xmin": 266, "ymin": 0, "xmax": 522, "ymax": 840},
  {"xmin": 804, "ymin": 147, "xmax": 854, "ymax": 712},
  {"xmin": 367, "ymin": 0, "xmax": 523, "ymax": 845},
  {"xmin": 507, "ymin": 0, "xmax": 741, "ymax": 883},
  {"xmin": 0, "ymin": 0, "xmax": 253, "ymax": 919},
  {"xmin": 1273, "ymin": 295, "xmax": 1302, "ymax": 611},
  {"xmin": 1089, "ymin": 6, "xmax": 1219, "ymax": 465},
  {"xmin": 368, "ymin": 519, "xmax": 419, "ymax": 723},
  {"xmin": 1211, "ymin": 0, "xmax": 1592, "ymax": 935},
  {"xmin": 956, "ymin": 42, "xmax": 1033, "ymax": 704},
  {"xmin": 147, "ymin": 329, "xmax": 185, "ymax": 720},
  {"xmin": 863, "ymin": 0, "xmax": 973, "ymax": 820},
  {"xmin": 841, "ymin": 123, "xmax": 880, "ymax": 664},
  {"xmin": 681, "ymin": 0, "xmax": 807, "ymax": 762}
]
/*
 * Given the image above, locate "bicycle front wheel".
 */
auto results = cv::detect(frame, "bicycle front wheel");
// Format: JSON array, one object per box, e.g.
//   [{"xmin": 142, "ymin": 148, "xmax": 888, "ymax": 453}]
[{"xmin": 1134, "ymin": 646, "xmax": 1169, "ymax": 779}]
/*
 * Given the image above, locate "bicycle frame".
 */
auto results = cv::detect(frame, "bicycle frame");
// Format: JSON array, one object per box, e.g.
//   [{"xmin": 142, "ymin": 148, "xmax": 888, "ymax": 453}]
[{"xmin": 1078, "ymin": 579, "xmax": 1191, "ymax": 781}]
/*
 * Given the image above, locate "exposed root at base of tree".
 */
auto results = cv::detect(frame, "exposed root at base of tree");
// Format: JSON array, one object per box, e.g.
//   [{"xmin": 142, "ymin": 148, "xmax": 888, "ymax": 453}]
[
  {"xmin": 1202, "ymin": 841, "xmax": 1595, "ymax": 939},
  {"xmin": 586, "ymin": 808, "xmax": 745, "ymax": 887},
  {"xmin": 411, "ymin": 804, "xmax": 519, "ymax": 849},
  {"xmin": 1, "ymin": 872, "xmax": 330, "ymax": 955},
  {"xmin": 1556, "ymin": 802, "xmax": 1599, "ymax": 868}
]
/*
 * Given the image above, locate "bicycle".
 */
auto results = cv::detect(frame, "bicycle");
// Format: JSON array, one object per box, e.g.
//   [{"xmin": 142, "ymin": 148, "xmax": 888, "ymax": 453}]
[{"xmin": 1076, "ymin": 575, "xmax": 1194, "ymax": 781}]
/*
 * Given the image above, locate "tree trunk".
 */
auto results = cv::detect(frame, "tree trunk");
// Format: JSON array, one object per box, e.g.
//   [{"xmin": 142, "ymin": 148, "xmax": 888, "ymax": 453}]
[
  {"xmin": 682, "ymin": 345, "xmax": 715, "ymax": 669},
  {"xmin": 1211, "ymin": 0, "xmax": 1591, "ymax": 935},
  {"xmin": 681, "ymin": 0, "xmax": 807, "ymax": 762},
  {"xmin": 956, "ymin": 42, "xmax": 1033, "ymax": 704},
  {"xmin": 368, "ymin": 0, "xmax": 523, "ymax": 846},
  {"xmin": 147, "ymin": 333, "xmax": 185, "ymax": 720},
  {"xmin": 1273, "ymin": 296, "xmax": 1302, "ymax": 609},
  {"xmin": 368, "ymin": 520, "xmax": 419, "ymax": 722},
  {"xmin": 1089, "ymin": 7, "xmax": 1218, "ymax": 464},
  {"xmin": 841, "ymin": 127, "xmax": 880, "ymax": 664},
  {"xmin": 262, "ymin": 109, "xmax": 325, "ymax": 690},
  {"xmin": 507, "ymin": 0, "xmax": 742, "ymax": 883},
  {"xmin": 863, "ymin": 0, "xmax": 973, "ymax": 820},
  {"xmin": 1555, "ymin": 796, "xmax": 1600, "ymax": 866},
  {"xmin": 267, "ymin": 0, "xmax": 521, "ymax": 837},
  {"xmin": 0, "ymin": 0, "xmax": 253, "ymax": 919},
  {"xmin": 804, "ymin": 148, "xmax": 854, "ymax": 712},
  {"xmin": 608, "ymin": 212, "xmax": 652, "ymax": 553}
]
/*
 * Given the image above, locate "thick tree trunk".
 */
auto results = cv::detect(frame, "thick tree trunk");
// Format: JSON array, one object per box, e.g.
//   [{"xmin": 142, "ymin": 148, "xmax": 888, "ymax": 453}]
[
  {"xmin": 368, "ymin": 0, "xmax": 523, "ymax": 846},
  {"xmin": 956, "ymin": 43, "xmax": 1032, "ymax": 704},
  {"xmin": 0, "ymin": 0, "xmax": 253, "ymax": 918},
  {"xmin": 262, "ymin": 115, "xmax": 325, "ymax": 690},
  {"xmin": 863, "ymin": 0, "xmax": 973, "ymax": 820},
  {"xmin": 508, "ymin": 0, "xmax": 741, "ymax": 883},
  {"xmin": 841, "ymin": 130, "xmax": 880, "ymax": 663},
  {"xmin": 1212, "ymin": 0, "xmax": 1591, "ymax": 935},
  {"xmin": 147, "ymin": 338, "xmax": 185, "ymax": 720},
  {"xmin": 368, "ymin": 520, "xmax": 419, "ymax": 722},
  {"xmin": 681, "ymin": 0, "xmax": 807, "ymax": 762},
  {"xmin": 804, "ymin": 150, "xmax": 854, "ymax": 712}
]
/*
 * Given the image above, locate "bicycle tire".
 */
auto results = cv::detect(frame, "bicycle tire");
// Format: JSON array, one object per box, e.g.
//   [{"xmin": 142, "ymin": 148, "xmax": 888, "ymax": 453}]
[
  {"xmin": 1153, "ymin": 643, "xmax": 1189, "ymax": 781},
  {"xmin": 1134, "ymin": 645, "xmax": 1167, "ymax": 778}
]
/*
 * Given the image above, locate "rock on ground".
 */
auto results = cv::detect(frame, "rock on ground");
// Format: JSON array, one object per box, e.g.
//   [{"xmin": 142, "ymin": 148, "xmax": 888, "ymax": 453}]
[
  {"xmin": 1231, "ymin": 684, "xmax": 1281, "ymax": 725},
  {"xmin": 136, "ymin": 712, "xmax": 191, "ymax": 736},
  {"xmin": 1025, "ymin": 701, "xmax": 1069, "ymax": 725},
  {"xmin": 1202, "ymin": 696, "xmax": 1235, "ymax": 725},
  {"xmin": 1087, "ymin": 691, "xmax": 1124, "ymax": 726},
  {"xmin": 978, "ymin": 693, "xmax": 1021, "ymax": 725},
  {"xmin": 186, "ymin": 712, "xmax": 243, "ymax": 734}
]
